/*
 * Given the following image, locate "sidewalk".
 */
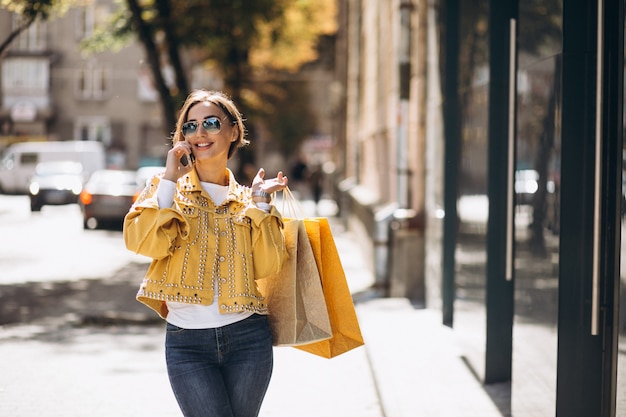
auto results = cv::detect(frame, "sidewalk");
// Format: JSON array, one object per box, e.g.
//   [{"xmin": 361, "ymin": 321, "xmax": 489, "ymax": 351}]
[
  {"xmin": 0, "ymin": 198, "xmax": 507, "ymax": 417},
  {"xmin": 265, "ymin": 199, "xmax": 505, "ymax": 417}
]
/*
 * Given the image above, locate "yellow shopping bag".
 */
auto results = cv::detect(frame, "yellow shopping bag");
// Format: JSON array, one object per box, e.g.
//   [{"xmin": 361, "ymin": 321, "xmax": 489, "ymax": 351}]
[{"xmin": 295, "ymin": 217, "xmax": 365, "ymax": 358}]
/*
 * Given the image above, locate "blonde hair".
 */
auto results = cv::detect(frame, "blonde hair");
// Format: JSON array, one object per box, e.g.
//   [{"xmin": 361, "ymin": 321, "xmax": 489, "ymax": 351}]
[{"xmin": 172, "ymin": 90, "xmax": 248, "ymax": 159}]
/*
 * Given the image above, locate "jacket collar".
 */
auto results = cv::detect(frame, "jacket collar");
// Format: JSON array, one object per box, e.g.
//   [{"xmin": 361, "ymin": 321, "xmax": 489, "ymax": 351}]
[{"xmin": 177, "ymin": 168, "xmax": 248, "ymax": 206}]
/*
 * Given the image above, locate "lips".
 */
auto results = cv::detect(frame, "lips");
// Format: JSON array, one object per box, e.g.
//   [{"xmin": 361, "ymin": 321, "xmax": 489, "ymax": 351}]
[{"xmin": 194, "ymin": 142, "xmax": 213, "ymax": 150}]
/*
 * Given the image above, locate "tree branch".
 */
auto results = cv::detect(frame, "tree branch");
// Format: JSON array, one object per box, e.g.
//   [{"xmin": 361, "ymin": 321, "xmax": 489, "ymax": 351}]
[
  {"xmin": 125, "ymin": 0, "xmax": 177, "ymax": 136},
  {"xmin": 154, "ymin": 0, "xmax": 188, "ymax": 105},
  {"xmin": 0, "ymin": 15, "xmax": 36, "ymax": 60}
]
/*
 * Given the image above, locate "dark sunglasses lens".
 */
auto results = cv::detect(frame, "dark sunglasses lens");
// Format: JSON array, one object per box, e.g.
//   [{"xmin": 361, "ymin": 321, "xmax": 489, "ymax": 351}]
[
  {"xmin": 182, "ymin": 122, "xmax": 198, "ymax": 137},
  {"xmin": 202, "ymin": 117, "xmax": 221, "ymax": 133}
]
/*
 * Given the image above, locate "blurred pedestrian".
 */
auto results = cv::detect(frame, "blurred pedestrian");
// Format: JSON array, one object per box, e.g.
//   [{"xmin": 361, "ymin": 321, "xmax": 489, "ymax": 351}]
[
  {"xmin": 309, "ymin": 163, "xmax": 324, "ymax": 211},
  {"xmin": 123, "ymin": 89, "xmax": 289, "ymax": 417},
  {"xmin": 289, "ymin": 154, "xmax": 308, "ymax": 195}
]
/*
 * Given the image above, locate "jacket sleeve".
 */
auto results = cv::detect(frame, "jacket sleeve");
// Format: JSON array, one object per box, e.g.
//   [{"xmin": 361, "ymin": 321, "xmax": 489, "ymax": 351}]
[
  {"xmin": 245, "ymin": 204, "xmax": 287, "ymax": 280},
  {"xmin": 123, "ymin": 177, "xmax": 190, "ymax": 260}
]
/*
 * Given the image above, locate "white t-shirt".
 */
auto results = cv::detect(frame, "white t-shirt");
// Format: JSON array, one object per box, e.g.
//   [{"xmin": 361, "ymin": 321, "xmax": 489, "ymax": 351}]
[{"xmin": 156, "ymin": 178, "xmax": 255, "ymax": 329}]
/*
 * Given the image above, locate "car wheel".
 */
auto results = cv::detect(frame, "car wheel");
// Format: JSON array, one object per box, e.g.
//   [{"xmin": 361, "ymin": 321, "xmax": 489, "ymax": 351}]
[{"xmin": 30, "ymin": 197, "xmax": 42, "ymax": 212}]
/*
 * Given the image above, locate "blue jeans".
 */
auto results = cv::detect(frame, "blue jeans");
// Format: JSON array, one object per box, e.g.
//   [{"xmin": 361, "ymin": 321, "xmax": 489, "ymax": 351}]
[{"xmin": 165, "ymin": 314, "xmax": 274, "ymax": 417}]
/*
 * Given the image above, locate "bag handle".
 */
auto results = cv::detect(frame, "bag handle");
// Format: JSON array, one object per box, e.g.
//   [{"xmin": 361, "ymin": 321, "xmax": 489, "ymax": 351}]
[{"xmin": 275, "ymin": 186, "xmax": 306, "ymax": 219}]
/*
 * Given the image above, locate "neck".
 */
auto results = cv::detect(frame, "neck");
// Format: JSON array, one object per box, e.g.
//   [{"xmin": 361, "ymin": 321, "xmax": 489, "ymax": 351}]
[{"xmin": 195, "ymin": 163, "xmax": 229, "ymax": 186}]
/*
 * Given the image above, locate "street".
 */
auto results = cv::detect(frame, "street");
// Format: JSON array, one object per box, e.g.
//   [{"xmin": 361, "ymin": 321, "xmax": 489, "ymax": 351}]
[
  {"xmin": 0, "ymin": 195, "xmax": 148, "ymax": 285},
  {"xmin": 0, "ymin": 195, "xmax": 386, "ymax": 417},
  {"xmin": 0, "ymin": 196, "xmax": 185, "ymax": 416}
]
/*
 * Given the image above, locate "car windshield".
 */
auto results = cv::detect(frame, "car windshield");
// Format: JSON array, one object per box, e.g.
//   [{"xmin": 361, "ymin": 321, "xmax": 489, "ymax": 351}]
[{"xmin": 35, "ymin": 161, "xmax": 84, "ymax": 176}]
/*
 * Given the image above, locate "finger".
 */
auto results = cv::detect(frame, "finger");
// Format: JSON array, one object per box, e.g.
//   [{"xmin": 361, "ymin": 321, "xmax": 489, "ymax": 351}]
[
  {"xmin": 276, "ymin": 172, "xmax": 287, "ymax": 185},
  {"xmin": 176, "ymin": 146, "xmax": 186, "ymax": 164},
  {"xmin": 176, "ymin": 143, "xmax": 193, "ymax": 167}
]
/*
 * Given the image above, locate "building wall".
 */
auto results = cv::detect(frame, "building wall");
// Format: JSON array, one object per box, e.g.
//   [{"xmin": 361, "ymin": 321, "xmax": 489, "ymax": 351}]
[
  {"xmin": 0, "ymin": 1, "xmax": 164, "ymax": 169},
  {"xmin": 344, "ymin": 0, "xmax": 424, "ymax": 206},
  {"xmin": 337, "ymin": 0, "xmax": 443, "ymax": 303}
]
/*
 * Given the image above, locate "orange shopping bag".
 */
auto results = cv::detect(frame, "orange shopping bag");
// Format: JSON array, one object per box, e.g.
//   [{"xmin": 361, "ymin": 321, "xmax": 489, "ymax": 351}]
[{"xmin": 295, "ymin": 216, "xmax": 365, "ymax": 358}]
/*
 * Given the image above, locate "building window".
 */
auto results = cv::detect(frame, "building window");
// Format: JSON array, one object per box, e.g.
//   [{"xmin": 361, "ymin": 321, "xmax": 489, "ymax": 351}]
[
  {"xmin": 138, "ymin": 64, "xmax": 176, "ymax": 102},
  {"xmin": 2, "ymin": 57, "xmax": 49, "ymax": 95},
  {"xmin": 75, "ymin": 4, "xmax": 111, "ymax": 40},
  {"xmin": 137, "ymin": 65, "xmax": 158, "ymax": 102},
  {"xmin": 74, "ymin": 117, "xmax": 111, "ymax": 146},
  {"xmin": 12, "ymin": 15, "xmax": 47, "ymax": 52},
  {"xmin": 75, "ymin": 5, "xmax": 95, "ymax": 39},
  {"xmin": 75, "ymin": 61, "xmax": 110, "ymax": 100}
]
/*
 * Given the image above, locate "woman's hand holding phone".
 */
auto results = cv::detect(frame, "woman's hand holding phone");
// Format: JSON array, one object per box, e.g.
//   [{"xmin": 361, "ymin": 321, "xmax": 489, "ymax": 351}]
[
  {"xmin": 180, "ymin": 152, "xmax": 195, "ymax": 167},
  {"xmin": 163, "ymin": 141, "xmax": 194, "ymax": 182}
]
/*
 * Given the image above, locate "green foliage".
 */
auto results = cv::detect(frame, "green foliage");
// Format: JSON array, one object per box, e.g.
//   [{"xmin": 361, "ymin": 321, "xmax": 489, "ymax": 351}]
[
  {"xmin": 79, "ymin": 0, "xmax": 335, "ymax": 156},
  {"xmin": 0, "ymin": 0, "xmax": 76, "ymax": 20},
  {"xmin": 79, "ymin": 4, "xmax": 135, "ymax": 53},
  {"xmin": 250, "ymin": 0, "xmax": 337, "ymax": 72},
  {"xmin": 0, "ymin": 0, "xmax": 77, "ymax": 58}
]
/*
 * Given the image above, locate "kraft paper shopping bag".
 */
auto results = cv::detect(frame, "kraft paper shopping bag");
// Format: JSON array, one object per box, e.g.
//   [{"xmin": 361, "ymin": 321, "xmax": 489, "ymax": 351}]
[{"xmin": 258, "ymin": 218, "xmax": 332, "ymax": 346}]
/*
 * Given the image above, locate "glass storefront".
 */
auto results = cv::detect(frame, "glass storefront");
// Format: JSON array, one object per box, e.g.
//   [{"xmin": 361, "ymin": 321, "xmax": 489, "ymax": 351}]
[
  {"xmin": 451, "ymin": 1, "xmax": 570, "ymax": 414},
  {"xmin": 453, "ymin": 0, "xmax": 489, "ymax": 384},
  {"xmin": 445, "ymin": 1, "xmax": 623, "ymax": 414},
  {"xmin": 619, "ymin": 209, "xmax": 626, "ymax": 414},
  {"xmin": 512, "ymin": 2, "xmax": 562, "ymax": 413},
  {"xmin": 618, "ymin": 17, "xmax": 626, "ymax": 414}
]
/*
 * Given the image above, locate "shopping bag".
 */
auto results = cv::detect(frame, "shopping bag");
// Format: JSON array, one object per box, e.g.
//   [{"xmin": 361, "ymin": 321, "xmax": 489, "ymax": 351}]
[
  {"xmin": 258, "ymin": 218, "xmax": 332, "ymax": 346},
  {"xmin": 294, "ymin": 217, "xmax": 365, "ymax": 358}
]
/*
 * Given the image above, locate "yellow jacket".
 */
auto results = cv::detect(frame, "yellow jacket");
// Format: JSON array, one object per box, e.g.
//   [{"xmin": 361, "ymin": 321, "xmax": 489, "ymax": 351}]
[{"xmin": 123, "ymin": 169, "xmax": 286, "ymax": 319}]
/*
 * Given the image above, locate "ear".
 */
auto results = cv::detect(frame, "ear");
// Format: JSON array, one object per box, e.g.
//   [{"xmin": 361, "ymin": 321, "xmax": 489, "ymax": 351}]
[{"xmin": 231, "ymin": 126, "xmax": 238, "ymax": 142}]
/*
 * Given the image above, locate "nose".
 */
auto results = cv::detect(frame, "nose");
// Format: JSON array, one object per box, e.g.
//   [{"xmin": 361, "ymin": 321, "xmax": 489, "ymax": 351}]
[{"xmin": 195, "ymin": 122, "xmax": 208, "ymax": 136}]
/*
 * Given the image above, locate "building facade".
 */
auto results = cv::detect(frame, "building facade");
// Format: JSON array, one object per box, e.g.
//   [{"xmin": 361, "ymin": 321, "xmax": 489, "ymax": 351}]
[
  {"xmin": 333, "ymin": 0, "xmax": 437, "ymax": 303},
  {"xmin": 334, "ymin": 0, "xmax": 626, "ymax": 416},
  {"xmin": 0, "ymin": 1, "xmax": 165, "ymax": 169}
]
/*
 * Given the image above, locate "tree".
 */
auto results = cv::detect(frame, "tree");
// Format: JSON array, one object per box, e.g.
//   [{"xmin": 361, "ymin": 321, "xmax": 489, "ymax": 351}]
[
  {"xmin": 0, "ymin": 0, "xmax": 75, "ymax": 59},
  {"xmin": 82, "ymin": 0, "xmax": 336, "ymax": 152}
]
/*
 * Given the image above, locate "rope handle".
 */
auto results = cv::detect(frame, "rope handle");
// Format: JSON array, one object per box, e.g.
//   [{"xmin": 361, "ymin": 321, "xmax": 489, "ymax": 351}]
[{"xmin": 273, "ymin": 186, "xmax": 306, "ymax": 219}]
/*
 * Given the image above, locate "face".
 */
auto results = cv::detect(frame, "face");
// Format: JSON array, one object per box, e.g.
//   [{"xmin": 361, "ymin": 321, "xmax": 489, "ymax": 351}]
[{"xmin": 183, "ymin": 101, "xmax": 237, "ymax": 164}]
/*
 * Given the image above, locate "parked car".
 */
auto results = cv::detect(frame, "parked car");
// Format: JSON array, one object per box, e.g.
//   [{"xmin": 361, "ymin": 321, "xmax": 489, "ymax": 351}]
[
  {"xmin": 79, "ymin": 169, "xmax": 140, "ymax": 230},
  {"xmin": 0, "ymin": 140, "xmax": 105, "ymax": 194},
  {"xmin": 514, "ymin": 169, "xmax": 539, "ymax": 206},
  {"xmin": 28, "ymin": 161, "xmax": 85, "ymax": 212}
]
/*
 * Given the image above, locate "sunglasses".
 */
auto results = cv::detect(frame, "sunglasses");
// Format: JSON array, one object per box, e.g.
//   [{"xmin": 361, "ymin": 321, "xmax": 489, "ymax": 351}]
[{"xmin": 181, "ymin": 116, "xmax": 230, "ymax": 138}]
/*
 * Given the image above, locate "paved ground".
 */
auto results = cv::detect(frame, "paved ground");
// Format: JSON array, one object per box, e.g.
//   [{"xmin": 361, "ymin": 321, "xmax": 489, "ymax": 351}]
[{"xmin": 0, "ymin": 199, "xmax": 508, "ymax": 417}]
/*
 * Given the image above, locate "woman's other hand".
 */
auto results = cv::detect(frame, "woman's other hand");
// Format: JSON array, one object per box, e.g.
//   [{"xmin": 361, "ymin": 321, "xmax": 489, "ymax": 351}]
[{"xmin": 251, "ymin": 168, "xmax": 288, "ymax": 195}]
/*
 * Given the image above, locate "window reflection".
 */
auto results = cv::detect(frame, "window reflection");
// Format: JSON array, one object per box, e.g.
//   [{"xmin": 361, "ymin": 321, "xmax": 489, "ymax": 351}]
[
  {"xmin": 453, "ymin": 0, "xmax": 489, "ymax": 383},
  {"xmin": 512, "ymin": 1, "xmax": 562, "ymax": 415}
]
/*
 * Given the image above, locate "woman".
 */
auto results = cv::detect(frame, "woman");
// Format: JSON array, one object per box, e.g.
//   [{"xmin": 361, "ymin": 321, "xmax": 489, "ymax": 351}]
[{"xmin": 124, "ymin": 90, "xmax": 288, "ymax": 417}]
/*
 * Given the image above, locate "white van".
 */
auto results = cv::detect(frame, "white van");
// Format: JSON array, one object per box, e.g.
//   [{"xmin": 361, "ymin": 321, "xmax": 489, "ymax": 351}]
[{"xmin": 0, "ymin": 141, "xmax": 106, "ymax": 194}]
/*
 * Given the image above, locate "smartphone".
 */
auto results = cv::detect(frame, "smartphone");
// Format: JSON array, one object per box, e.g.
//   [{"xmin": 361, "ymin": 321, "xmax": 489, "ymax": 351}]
[{"xmin": 180, "ymin": 152, "xmax": 195, "ymax": 167}]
